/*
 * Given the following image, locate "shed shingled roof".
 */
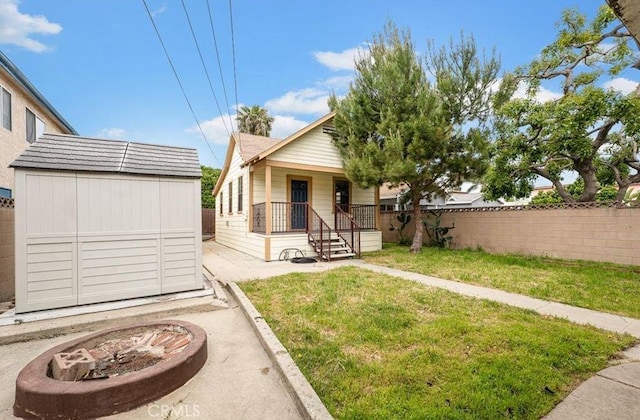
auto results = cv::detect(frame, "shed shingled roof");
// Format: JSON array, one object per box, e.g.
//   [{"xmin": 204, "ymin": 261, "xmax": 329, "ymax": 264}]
[{"xmin": 10, "ymin": 133, "xmax": 201, "ymax": 178}]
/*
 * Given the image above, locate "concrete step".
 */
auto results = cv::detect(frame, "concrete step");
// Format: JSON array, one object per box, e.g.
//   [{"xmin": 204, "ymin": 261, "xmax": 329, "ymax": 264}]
[{"xmin": 322, "ymin": 252, "xmax": 356, "ymax": 260}]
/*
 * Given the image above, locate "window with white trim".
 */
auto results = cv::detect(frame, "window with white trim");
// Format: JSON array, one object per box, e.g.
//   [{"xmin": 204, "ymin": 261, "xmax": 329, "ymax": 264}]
[{"xmin": 26, "ymin": 108, "xmax": 45, "ymax": 143}]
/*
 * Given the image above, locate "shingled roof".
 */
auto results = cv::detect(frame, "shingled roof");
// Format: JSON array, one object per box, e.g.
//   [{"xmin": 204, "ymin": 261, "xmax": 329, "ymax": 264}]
[
  {"xmin": 10, "ymin": 133, "xmax": 201, "ymax": 178},
  {"xmin": 233, "ymin": 132, "xmax": 281, "ymax": 162}
]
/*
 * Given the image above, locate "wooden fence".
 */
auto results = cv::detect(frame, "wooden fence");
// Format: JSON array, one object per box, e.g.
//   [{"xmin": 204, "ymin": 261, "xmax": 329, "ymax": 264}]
[
  {"xmin": 202, "ymin": 208, "xmax": 215, "ymax": 236},
  {"xmin": 0, "ymin": 198, "xmax": 14, "ymax": 301}
]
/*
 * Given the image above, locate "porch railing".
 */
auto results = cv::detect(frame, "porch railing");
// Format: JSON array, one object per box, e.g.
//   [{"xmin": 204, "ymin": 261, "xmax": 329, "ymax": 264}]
[
  {"xmin": 252, "ymin": 202, "xmax": 266, "ymax": 234},
  {"xmin": 337, "ymin": 204, "xmax": 377, "ymax": 230},
  {"xmin": 252, "ymin": 202, "xmax": 377, "ymax": 234},
  {"xmin": 335, "ymin": 205, "xmax": 361, "ymax": 257}
]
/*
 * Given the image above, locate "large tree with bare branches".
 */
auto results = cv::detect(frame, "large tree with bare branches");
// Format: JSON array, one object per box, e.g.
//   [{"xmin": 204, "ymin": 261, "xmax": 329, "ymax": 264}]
[{"xmin": 484, "ymin": 5, "xmax": 640, "ymax": 203}]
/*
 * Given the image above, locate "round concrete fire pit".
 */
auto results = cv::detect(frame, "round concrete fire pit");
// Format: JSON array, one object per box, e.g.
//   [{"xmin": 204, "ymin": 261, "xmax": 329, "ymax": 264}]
[{"xmin": 14, "ymin": 320, "xmax": 207, "ymax": 419}]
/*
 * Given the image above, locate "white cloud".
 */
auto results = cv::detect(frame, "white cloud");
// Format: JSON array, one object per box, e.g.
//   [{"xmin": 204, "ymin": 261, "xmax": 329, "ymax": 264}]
[
  {"xmin": 186, "ymin": 113, "xmax": 308, "ymax": 143},
  {"xmin": 313, "ymin": 46, "xmax": 367, "ymax": 71},
  {"xmin": 264, "ymin": 88, "xmax": 330, "ymax": 116},
  {"xmin": 97, "ymin": 128, "xmax": 126, "ymax": 140},
  {"xmin": 151, "ymin": 3, "xmax": 167, "ymax": 17},
  {"xmin": 603, "ymin": 77, "xmax": 638, "ymax": 95},
  {"xmin": 513, "ymin": 81, "xmax": 562, "ymax": 103},
  {"xmin": 319, "ymin": 75, "xmax": 352, "ymax": 91},
  {"xmin": 0, "ymin": 0, "xmax": 62, "ymax": 52},
  {"xmin": 270, "ymin": 115, "xmax": 309, "ymax": 139},
  {"xmin": 187, "ymin": 114, "xmax": 236, "ymax": 145}
]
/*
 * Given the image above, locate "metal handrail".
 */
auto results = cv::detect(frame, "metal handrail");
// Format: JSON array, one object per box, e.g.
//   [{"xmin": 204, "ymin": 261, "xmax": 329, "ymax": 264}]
[{"xmin": 334, "ymin": 204, "xmax": 361, "ymax": 257}]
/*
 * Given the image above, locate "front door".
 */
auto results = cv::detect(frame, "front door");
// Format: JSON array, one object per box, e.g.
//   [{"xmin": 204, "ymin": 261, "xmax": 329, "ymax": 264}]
[{"xmin": 290, "ymin": 179, "xmax": 308, "ymax": 230}]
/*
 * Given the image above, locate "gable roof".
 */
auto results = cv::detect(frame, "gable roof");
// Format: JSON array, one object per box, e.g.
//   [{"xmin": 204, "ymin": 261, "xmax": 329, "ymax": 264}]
[
  {"xmin": 213, "ymin": 112, "xmax": 336, "ymax": 195},
  {"xmin": 0, "ymin": 50, "xmax": 77, "ymax": 135},
  {"xmin": 235, "ymin": 132, "xmax": 281, "ymax": 161},
  {"xmin": 11, "ymin": 133, "xmax": 201, "ymax": 178},
  {"xmin": 245, "ymin": 112, "xmax": 335, "ymax": 165}
]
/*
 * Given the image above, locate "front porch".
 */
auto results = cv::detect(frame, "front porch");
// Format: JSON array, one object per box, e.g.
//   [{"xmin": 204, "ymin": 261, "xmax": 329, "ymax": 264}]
[{"xmin": 251, "ymin": 202, "xmax": 378, "ymax": 261}]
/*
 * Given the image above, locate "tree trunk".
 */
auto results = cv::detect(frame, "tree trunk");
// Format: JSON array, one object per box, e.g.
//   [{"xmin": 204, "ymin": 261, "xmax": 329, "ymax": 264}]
[
  {"xmin": 410, "ymin": 193, "xmax": 423, "ymax": 253},
  {"xmin": 577, "ymin": 163, "xmax": 599, "ymax": 202},
  {"xmin": 616, "ymin": 184, "xmax": 629, "ymax": 204}
]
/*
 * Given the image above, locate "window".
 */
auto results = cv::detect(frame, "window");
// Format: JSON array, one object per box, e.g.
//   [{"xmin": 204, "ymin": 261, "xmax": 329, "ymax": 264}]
[
  {"xmin": 0, "ymin": 187, "xmax": 11, "ymax": 198},
  {"xmin": 26, "ymin": 108, "xmax": 45, "ymax": 143},
  {"xmin": 237, "ymin": 176, "xmax": 243, "ymax": 212},
  {"xmin": 1, "ymin": 87, "xmax": 11, "ymax": 131},
  {"xmin": 228, "ymin": 182, "xmax": 233, "ymax": 213},
  {"xmin": 219, "ymin": 192, "xmax": 223, "ymax": 216}
]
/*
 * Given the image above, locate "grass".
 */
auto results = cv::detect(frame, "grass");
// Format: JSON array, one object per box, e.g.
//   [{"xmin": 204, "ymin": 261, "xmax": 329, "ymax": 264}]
[
  {"xmin": 240, "ymin": 267, "xmax": 634, "ymax": 419},
  {"xmin": 363, "ymin": 243, "xmax": 640, "ymax": 319}
]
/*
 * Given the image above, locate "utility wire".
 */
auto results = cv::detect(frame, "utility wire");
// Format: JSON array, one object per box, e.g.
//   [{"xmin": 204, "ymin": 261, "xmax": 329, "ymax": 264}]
[
  {"xmin": 229, "ymin": 0, "xmax": 240, "ymax": 128},
  {"xmin": 181, "ymin": 0, "xmax": 231, "ymax": 138},
  {"xmin": 206, "ymin": 0, "xmax": 234, "ymax": 132},
  {"xmin": 141, "ymin": 0, "xmax": 221, "ymax": 166}
]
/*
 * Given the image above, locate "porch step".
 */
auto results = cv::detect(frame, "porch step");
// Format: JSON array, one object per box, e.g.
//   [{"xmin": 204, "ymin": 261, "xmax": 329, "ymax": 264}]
[{"xmin": 321, "ymin": 252, "xmax": 356, "ymax": 260}]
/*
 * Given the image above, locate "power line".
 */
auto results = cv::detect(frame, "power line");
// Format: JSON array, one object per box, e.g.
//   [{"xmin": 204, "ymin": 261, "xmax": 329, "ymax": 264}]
[
  {"xmin": 206, "ymin": 0, "xmax": 234, "ymax": 132},
  {"xmin": 181, "ymin": 0, "xmax": 231, "ymax": 138},
  {"xmin": 229, "ymin": 0, "xmax": 240, "ymax": 127},
  {"xmin": 141, "ymin": 0, "xmax": 221, "ymax": 166}
]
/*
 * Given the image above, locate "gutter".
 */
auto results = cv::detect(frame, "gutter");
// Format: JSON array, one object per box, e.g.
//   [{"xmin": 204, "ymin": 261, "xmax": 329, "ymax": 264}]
[{"xmin": 0, "ymin": 50, "xmax": 78, "ymax": 135}]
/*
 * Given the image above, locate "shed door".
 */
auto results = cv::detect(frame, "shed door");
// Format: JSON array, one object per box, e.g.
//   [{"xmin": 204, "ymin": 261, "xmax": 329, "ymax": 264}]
[{"xmin": 290, "ymin": 180, "xmax": 308, "ymax": 231}]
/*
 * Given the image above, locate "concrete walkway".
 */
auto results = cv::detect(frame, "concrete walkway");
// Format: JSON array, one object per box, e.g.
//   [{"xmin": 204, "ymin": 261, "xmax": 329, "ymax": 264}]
[
  {"xmin": 204, "ymin": 241, "xmax": 640, "ymax": 419},
  {"xmin": 0, "ymin": 293, "xmax": 302, "ymax": 419}
]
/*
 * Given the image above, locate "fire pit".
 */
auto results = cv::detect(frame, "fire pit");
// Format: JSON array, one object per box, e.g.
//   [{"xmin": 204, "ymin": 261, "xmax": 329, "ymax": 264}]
[{"xmin": 14, "ymin": 320, "xmax": 207, "ymax": 419}]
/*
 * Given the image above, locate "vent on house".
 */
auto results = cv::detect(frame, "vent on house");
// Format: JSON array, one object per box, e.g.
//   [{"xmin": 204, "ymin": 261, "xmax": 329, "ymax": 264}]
[{"xmin": 322, "ymin": 124, "xmax": 336, "ymax": 135}]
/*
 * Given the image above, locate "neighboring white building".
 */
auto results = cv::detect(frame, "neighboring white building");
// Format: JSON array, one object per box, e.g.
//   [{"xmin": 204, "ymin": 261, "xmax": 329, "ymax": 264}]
[
  {"xmin": 213, "ymin": 113, "xmax": 382, "ymax": 261},
  {"xmin": 11, "ymin": 134, "xmax": 202, "ymax": 313}
]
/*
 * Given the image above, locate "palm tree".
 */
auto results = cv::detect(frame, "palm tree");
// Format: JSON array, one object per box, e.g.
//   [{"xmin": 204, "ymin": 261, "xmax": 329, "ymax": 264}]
[{"xmin": 236, "ymin": 105, "xmax": 275, "ymax": 137}]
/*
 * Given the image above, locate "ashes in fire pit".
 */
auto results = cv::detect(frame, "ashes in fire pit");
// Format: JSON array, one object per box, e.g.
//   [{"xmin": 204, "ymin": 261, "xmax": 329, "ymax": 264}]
[{"xmin": 49, "ymin": 326, "xmax": 193, "ymax": 381}]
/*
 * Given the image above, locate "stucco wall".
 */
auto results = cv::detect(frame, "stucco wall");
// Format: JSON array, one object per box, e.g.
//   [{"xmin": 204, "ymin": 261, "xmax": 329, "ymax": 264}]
[
  {"xmin": 0, "ymin": 201, "xmax": 14, "ymax": 301},
  {"xmin": 381, "ymin": 206, "xmax": 640, "ymax": 266},
  {"xmin": 0, "ymin": 69, "xmax": 70, "ymax": 193}
]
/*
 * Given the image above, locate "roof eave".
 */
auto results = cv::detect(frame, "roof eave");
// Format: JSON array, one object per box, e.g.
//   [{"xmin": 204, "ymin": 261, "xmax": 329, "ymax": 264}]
[{"xmin": 0, "ymin": 50, "xmax": 77, "ymax": 135}]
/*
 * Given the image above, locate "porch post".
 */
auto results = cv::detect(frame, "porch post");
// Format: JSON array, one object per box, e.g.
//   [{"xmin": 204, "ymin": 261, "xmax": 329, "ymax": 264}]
[
  {"xmin": 375, "ymin": 187, "xmax": 381, "ymax": 230},
  {"xmin": 248, "ymin": 170, "xmax": 254, "ymax": 232},
  {"xmin": 265, "ymin": 164, "xmax": 272, "ymax": 235}
]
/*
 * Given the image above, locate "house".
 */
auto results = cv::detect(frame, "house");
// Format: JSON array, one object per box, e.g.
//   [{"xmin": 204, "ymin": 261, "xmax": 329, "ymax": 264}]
[
  {"xmin": 379, "ymin": 182, "xmax": 506, "ymax": 211},
  {"xmin": 0, "ymin": 50, "xmax": 77, "ymax": 198},
  {"xmin": 213, "ymin": 113, "xmax": 382, "ymax": 261},
  {"xmin": 11, "ymin": 134, "xmax": 202, "ymax": 313}
]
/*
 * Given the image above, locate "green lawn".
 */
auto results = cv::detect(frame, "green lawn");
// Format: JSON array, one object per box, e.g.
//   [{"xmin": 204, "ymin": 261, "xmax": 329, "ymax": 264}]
[
  {"xmin": 363, "ymin": 244, "xmax": 640, "ymax": 319},
  {"xmin": 241, "ymin": 267, "xmax": 634, "ymax": 419}
]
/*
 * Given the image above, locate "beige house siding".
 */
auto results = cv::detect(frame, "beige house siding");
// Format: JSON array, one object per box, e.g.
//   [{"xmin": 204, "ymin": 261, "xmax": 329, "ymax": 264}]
[
  {"xmin": 381, "ymin": 207, "xmax": 640, "ymax": 266},
  {"xmin": 215, "ymin": 146, "xmax": 265, "ymax": 258},
  {"xmin": 269, "ymin": 125, "xmax": 343, "ymax": 169},
  {"xmin": 0, "ymin": 70, "xmax": 71, "ymax": 194}
]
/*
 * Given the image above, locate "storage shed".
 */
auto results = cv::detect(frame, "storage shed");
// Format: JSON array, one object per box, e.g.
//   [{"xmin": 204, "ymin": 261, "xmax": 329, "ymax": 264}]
[{"xmin": 11, "ymin": 134, "xmax": 202, "ymax": 313}]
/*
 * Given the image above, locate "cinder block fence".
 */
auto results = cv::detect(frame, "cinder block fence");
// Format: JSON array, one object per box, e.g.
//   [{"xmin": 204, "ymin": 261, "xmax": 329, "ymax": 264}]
[{"xmin": 381, "ymin": 203, "xmax": 640, "ymax": 266}]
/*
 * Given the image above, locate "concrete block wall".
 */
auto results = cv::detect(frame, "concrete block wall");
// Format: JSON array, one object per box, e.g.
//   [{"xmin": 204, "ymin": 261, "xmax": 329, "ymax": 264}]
[
  {"xmin": 381, "ymin": 207, "xmax": 640, "ymax": 266},
  {"xmin": 0, "ymin": 206, "xmax": 14, "ymax": 301}
]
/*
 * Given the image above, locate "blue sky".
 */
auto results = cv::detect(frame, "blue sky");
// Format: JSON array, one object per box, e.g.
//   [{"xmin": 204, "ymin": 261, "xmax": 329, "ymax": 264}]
[{"xmin": 0, "ymin": 0, "xmax": 634, "ymax": 169}]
